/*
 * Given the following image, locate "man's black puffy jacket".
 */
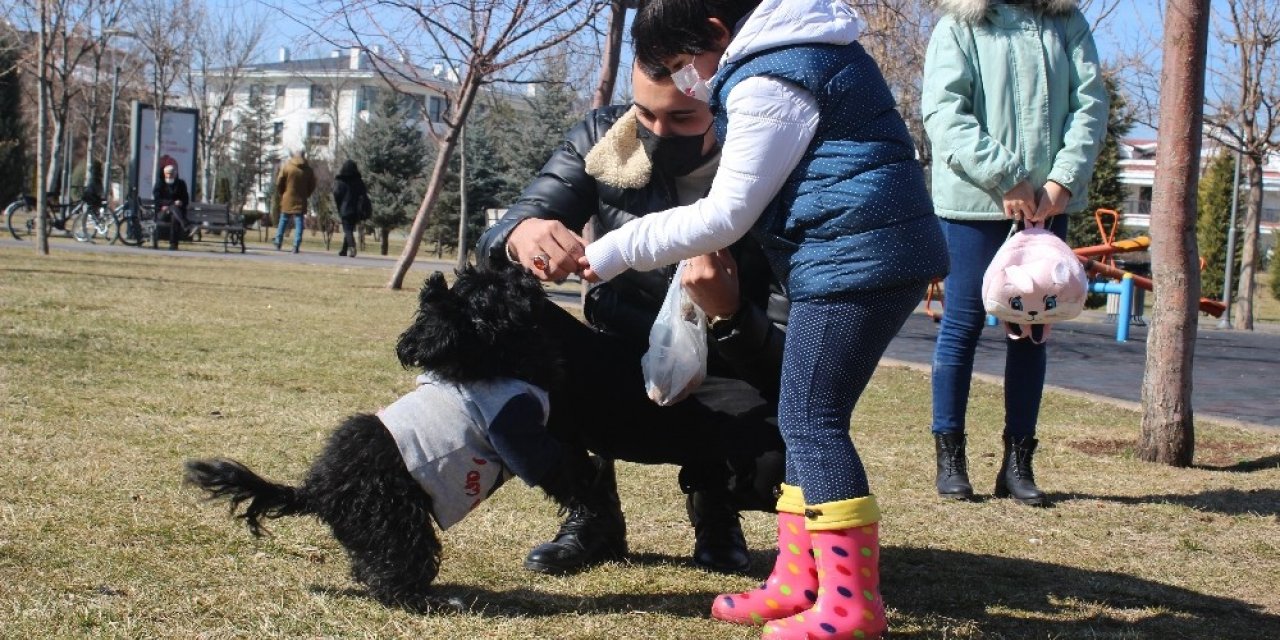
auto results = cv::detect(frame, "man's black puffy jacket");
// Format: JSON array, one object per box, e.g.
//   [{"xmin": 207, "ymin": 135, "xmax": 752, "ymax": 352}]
[{"xmin": 476, "ymin": 105, "xmax": 789, "ymax": 399}]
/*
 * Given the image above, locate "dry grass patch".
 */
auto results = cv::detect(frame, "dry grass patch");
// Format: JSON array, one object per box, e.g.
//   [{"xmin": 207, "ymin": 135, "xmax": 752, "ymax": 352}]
[{"xmin": 2, "ymin": 247, "xmax": 1278, "ymax": 639}]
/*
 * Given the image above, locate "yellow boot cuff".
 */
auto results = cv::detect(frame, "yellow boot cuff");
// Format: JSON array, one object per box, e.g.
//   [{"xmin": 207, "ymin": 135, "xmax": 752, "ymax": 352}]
[
  {"xmin": 803, "ymin": 495, "xmax": 881, "ymax": 531},
  {"xmin": 775, "ymin": 483, "xmax": 806, "ymax": 515}
]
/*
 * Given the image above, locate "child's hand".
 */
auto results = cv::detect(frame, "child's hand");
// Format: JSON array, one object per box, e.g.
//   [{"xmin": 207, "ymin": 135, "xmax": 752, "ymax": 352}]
[
  {"xmin": 1030, "ymin": 181, "xmax": 1071, "ymax": 222},
  {"xmin": 1003, "ymin": 180, "xmax": 1036, "ymax": 220},
  {"xmin": 577, "ymin": 256, "xmax": 600, "ymax": 283}
]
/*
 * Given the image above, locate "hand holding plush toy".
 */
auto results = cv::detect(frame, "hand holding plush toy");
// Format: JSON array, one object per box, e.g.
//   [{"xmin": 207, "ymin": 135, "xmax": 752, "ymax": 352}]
[{"xmin": 981, "ymin": 225, "xmax": 1088, "ymax": 344}]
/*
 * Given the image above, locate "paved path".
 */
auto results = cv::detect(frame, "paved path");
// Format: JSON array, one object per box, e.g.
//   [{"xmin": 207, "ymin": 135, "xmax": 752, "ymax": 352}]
[
  {"xmin": 884, "ymin": 309, "xmax": 1279, "ymax": 431},
  {"xmin": 5, "ymin": 236, "xmax": 1276, "ymax": 430}
]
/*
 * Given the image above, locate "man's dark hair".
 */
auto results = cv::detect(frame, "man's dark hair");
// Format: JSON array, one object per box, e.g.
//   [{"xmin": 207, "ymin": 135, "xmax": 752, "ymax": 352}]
[{"xmin": 632, "ymin": 0, "xmax": 760, "ymax": 79}]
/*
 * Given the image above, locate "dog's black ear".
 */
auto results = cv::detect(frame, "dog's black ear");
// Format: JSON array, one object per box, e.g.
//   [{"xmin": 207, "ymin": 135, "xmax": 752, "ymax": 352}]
[
  {"xmin": 397, "ymin": 272, "xmax": 464, "ymax": 370},
  {"xmin": 420, "ymin": 271, "xmax": 451, "ymax": 306}
]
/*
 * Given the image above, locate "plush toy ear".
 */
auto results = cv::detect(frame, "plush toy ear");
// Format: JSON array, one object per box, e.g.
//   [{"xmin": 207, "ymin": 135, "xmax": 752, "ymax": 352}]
[
  {"xmin": 1005, "ymin": 264, "xmax": 1035, "ymax": 294},
  {"xmin": 1051, "ymin": 260, "xmax": 1072, "ymax": 286}
]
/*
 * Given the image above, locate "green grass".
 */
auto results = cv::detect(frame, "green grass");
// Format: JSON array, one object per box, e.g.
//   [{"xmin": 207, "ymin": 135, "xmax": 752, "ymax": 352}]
[{"xmin": 2, "ymin": 247, "xmax": 1279, "ymax": 638}]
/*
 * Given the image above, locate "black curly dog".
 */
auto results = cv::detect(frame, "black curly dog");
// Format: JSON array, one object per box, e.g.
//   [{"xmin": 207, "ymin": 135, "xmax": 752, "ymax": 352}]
[{"xmin": 184, "ymin": 265, "xmax": 602, "ymax": 611}]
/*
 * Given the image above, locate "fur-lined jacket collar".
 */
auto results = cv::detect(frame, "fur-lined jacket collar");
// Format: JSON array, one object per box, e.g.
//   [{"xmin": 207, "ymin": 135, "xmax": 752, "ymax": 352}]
[{"xmin": 935, "ymin": 0, "xmax": 1078, "ymax": 23}]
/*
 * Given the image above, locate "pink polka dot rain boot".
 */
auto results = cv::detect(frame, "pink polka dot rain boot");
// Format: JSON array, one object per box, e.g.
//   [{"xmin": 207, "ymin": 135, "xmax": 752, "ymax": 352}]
[
  {"xmin": 763, "ymin": 495, "xmax": 887, "ymax": 640},
  {"xmin": 711, "ymin": 484, "xmax": 816, "ymax": 625}
]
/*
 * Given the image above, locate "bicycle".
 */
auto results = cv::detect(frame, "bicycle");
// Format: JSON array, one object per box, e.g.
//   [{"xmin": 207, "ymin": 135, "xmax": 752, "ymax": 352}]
[
  {"xmin": 72, "ymin": 196, "xmax": 121, "ymax": 244},
  {"xmin": 5, "ymin": 192, "xmax": 93, "ymax": 241},
  {"xmin": 113, "ymin": 188, "xmax": 157, "ymax": 247}
]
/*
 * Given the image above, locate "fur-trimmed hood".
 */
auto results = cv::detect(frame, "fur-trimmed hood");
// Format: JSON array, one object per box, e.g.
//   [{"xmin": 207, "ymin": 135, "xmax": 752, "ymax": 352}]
[
  {"xmin": 935, "ymin": 0, "xmax": 1078, "ymax": 22},
  {"xmin": 583, "ymin": 107, "xmax": 652, "ymax": 189}
]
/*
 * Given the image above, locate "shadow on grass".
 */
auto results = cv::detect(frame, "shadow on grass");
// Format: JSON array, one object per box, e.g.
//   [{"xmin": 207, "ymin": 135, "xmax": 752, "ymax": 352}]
[
  {"xmin": 309, "ymin": 584, "xmax": 725, "ymax": 619},
  {"xmin": 1197, "ymin": 453, "xmax": 1280, "ymax": 474},
  {"xmin": 310, "ymin": 547, "xmax": 1280, "ymax": 637},
  {"xmin": 1052, "ymin": 488, "xmax": 1280, "ymax": 517},
  {"xmin": 887, "ymin": 546, "xmax": 1280, "ymax": 638}
]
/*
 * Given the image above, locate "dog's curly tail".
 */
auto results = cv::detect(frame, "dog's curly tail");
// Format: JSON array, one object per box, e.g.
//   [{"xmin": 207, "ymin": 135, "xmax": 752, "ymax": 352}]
[{"xmin": 184, "ymin": 458, "xmax": 311, "ymax": 537}]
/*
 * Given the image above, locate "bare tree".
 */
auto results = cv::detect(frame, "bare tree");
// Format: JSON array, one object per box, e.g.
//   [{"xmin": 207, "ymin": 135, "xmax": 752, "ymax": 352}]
[
  {"xmin": 186, "ymin": 12, "xmax": 264, "ymax": 201},
  {"xmin": 77, "ymin": 0, "xmax": 126, "ymax": 196},
  {"xmin": 590, "ymin": 0, "xmax": 636, "ymax": 109},
  {"xmin": 1203, "ymin": 0, "xmax": 1280, "ymax": 330},
  {"xmin": 35, "ymin": 0, "xmax": 52, "ymax": 254},
  {"xmin": 1139, "ymin": 0, "xmax": 1211, "ymax": 467},
  {"xmin": 128, "ymin": 0, "xmax": 200, "ymax": 193},
  {"xmin": 856, "ymin": 1, "xmax": 936, "ymax": 163},
  {"xmin": 310, "ymin": 0, "xmax": 607, "ymax": 289},
  {"xmin": 10, "ymin": 0, "xmax": 100, "ymax": 201}
]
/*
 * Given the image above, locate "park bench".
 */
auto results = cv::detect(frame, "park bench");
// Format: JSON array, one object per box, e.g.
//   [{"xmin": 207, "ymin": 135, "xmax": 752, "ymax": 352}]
[{"xmin": 148, "ymin": 201, "xmax": 246, "ymax": 253}]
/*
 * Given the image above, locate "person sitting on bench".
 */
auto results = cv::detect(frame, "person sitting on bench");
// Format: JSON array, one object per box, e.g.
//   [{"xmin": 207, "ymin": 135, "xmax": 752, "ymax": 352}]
[{"xmin": 153, "ymin": 164, "xmax": 191, "ymax": 251}]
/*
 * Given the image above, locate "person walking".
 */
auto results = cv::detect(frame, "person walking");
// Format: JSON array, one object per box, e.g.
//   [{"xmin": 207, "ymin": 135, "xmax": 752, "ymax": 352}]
[
  {"xmin": 272, "ymin": 149, "xmax": 317, "ymax": 254},
  {"xmin": 585, "ymin": 1, "xmax": 949, "ymax": 637},
  {"xmin": 922, "ymin": 0, "xmax": 1108, "ymax": 506},
  {"xmin": 332, "ymin": 159, "xmax": 370, "ymax": 258}
]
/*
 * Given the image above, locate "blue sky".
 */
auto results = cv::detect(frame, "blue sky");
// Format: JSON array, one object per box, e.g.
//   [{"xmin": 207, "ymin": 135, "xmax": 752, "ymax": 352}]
[{"xmin": 242, "ymin": 0, "xmax": 1238, "ymax": 139}]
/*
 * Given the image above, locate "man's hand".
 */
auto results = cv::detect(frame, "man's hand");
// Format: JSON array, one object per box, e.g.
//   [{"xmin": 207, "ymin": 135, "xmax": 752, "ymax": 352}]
[
  {"xmin": 505, "ymin": 218, "xmax": 587, "ymax": 281},
  {"xmin": 681, "ymin": 249, "xmax": 740, "ymax": 320},
  {"xmin": 1030, "ymin": 180, "xmax": 1071, "ymax": 223},
  {"xmin": 1003, "ymin": 180, "xmax": 1036, "ymax": 220}
]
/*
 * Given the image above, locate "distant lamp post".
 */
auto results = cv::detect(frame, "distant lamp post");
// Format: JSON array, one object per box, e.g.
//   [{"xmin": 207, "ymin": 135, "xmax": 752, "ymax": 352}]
[
  {"xmin": 1217, "ymin": 150, "xmax": 1242, "ymax": 329},
  {"xmin": 101, "ymin": 28, "xmax": 138, "ymax": 204}
]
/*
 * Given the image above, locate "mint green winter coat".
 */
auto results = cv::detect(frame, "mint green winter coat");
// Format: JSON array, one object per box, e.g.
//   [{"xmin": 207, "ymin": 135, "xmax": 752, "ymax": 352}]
[{"xmin": 922, "ymin": 0, "xmax": 1108, "ymax": 221}]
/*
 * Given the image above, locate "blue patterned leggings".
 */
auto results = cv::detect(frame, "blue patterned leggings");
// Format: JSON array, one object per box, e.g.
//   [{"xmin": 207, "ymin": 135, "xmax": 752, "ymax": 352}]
[{"xmin": 780, "ymin": 283, "xmax": 926, "ymax": 504}]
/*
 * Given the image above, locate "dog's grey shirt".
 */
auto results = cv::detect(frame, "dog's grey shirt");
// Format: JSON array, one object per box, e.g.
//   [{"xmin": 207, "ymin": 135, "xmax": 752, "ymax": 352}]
[{"xmin": 378, "ymin": 373, "xmax": 552, "ymax": 530}]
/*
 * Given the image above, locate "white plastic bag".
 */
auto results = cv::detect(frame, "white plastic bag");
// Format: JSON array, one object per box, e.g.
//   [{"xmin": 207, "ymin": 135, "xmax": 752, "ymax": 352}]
[{"xmin": 642, "ymin": 262, "xmax": 708, "ymax": 406}]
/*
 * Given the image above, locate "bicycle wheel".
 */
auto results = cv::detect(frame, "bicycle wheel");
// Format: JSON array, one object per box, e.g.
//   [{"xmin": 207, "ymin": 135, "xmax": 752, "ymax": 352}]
[
  {"xmin": 115, "ymin": 203, "xmax": 145, "ymax": 246},
  {"xmin": 72, "ymin": 204, "xmax": 92, "ymax": 242},
  {"xmin": 100, "ymin": 207, "xmax": 121, "ymax": 243},
  {"xmin": 6, "ymin": 197, "xmax": 37, "ymax": 240},
  {"xmin": 76, "ymin": 205, "xmax": 119, "ymax": 243}
]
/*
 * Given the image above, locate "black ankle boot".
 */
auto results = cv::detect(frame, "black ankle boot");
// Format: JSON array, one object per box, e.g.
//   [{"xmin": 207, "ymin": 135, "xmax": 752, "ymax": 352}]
[
  {"xmin": 524, "ymin": 459, "xmax": 627, "ymax": 574},
  {"xmin": 934, "ymin": 432, "xmax": 974, "ymax": 500},
  {"xmin": 686, "ymin": 490, "xmax": 750, "ymax": 574},
  {"xmin": 994, "ymin": 435, "xmax": 1047, "ymax": 506}
]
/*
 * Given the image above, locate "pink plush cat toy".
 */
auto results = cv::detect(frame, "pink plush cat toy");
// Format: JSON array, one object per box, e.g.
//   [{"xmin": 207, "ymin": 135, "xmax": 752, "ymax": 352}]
[{"xmin": 981, "ymin": 224, "xmax": 1089, "ymax": 344}]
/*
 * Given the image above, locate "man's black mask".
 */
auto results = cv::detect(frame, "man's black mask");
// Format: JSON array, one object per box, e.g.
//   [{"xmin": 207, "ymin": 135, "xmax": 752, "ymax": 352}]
[{"xmin": 635, "ymin": 120, "xmax": 715, "ymax": 177}]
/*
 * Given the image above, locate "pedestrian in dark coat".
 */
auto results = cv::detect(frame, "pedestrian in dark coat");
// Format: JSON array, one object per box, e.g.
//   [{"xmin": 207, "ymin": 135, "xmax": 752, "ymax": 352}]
[{"xmin": 332, "ymin": 159, "xmax": 369, "ymax": 258}]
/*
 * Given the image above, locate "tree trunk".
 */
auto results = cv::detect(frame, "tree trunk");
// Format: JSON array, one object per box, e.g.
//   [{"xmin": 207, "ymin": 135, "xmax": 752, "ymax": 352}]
[
  {"xmin": 381, "ymin": 225, "xmax": 390, "ymax": 256},
  {"xmin": 1232, "ymin": 156, "xmax": 1263, "ymax": 330},
  {"xmin": 36, "ymin": 0, "xmax": 49, "ymax": 255},
  {"xmin": 387, "ymin": 71, "xmax": 483, "ymax": 289},
  {"xmin": 1138, "ymin": 0, "xmax": 1210, "ymax": 467},
  {"xmin": 591, "ymin": 0, "xmax": 627, "ymax": 109}
]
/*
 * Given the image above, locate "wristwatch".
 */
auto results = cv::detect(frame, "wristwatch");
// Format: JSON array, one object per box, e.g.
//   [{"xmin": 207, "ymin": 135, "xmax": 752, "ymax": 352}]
[{"xmin": 708, "ymin": 308, "xmax": 742, "ymax": 337}]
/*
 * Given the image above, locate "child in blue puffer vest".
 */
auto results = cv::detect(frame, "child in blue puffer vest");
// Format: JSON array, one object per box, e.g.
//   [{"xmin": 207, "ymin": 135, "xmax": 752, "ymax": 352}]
[{"xmin": 579, "ymin": 1, "xmax": 947, "ymax": 638}]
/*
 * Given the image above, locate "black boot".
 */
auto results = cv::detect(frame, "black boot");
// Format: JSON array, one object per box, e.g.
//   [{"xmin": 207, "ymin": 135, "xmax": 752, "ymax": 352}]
[
  {"xmin": 934, "ymin": 432, "xmax": 974, "ymax": 500},
  {"xmin": 686, "ymin": 489, "xmax": 750, "ymax": 574},
  {"xmin": 994, "ymin": 435, "xmax": 1047, "ymax": 506},
  {"xmin": 524, "ymin": 458, "xmax": 627, "ymax": 574}
]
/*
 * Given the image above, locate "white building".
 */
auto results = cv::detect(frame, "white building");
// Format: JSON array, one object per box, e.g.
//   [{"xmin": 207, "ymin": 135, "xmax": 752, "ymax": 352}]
[
  {"xmin": 1117, "ymin": 137, "xmax": 1280, "ymax": 244},
  {"xmin": 204, "ymin": 47, "xmax": 529, "ymax": 210}
]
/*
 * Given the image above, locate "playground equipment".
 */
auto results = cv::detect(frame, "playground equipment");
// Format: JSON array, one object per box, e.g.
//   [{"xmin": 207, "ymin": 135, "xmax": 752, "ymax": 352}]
[{"xmin": 921, "ymin": 209, "xmax": 1227, "ymax": 340}]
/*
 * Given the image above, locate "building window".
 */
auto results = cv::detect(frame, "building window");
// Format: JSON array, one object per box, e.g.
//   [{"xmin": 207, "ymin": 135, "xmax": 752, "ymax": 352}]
[
  {"xmin": 220, "ymin": 119, "xmax": 232, "ymax": 135},
  {"xmin": 248, "ymin": 84, "xmax": 264, "ymax": 101},
  {"xmin": 310, "ymin": 84, "xmax": 331, "ymax": 109},
  {"xmin": 428, "ymin": 96, "xmax": 445, "ymax": 123},
  {"xmin": 400, "ymin": 94, "xmax": 425, "ymax": 121},
  {"xmin": 307, "ymin": 122, "xmax": 331, "ymax": 147},
  {"xmin": 357, "ymin": 85, "xmax": 378, "ymax": 112},
  {"xmin": 274, "ymin": 84, "xmax": 286, "ymax": 109},
  {"xmin": 272, "ymin": 122, "xmax": 284, "ymax": 146}
]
